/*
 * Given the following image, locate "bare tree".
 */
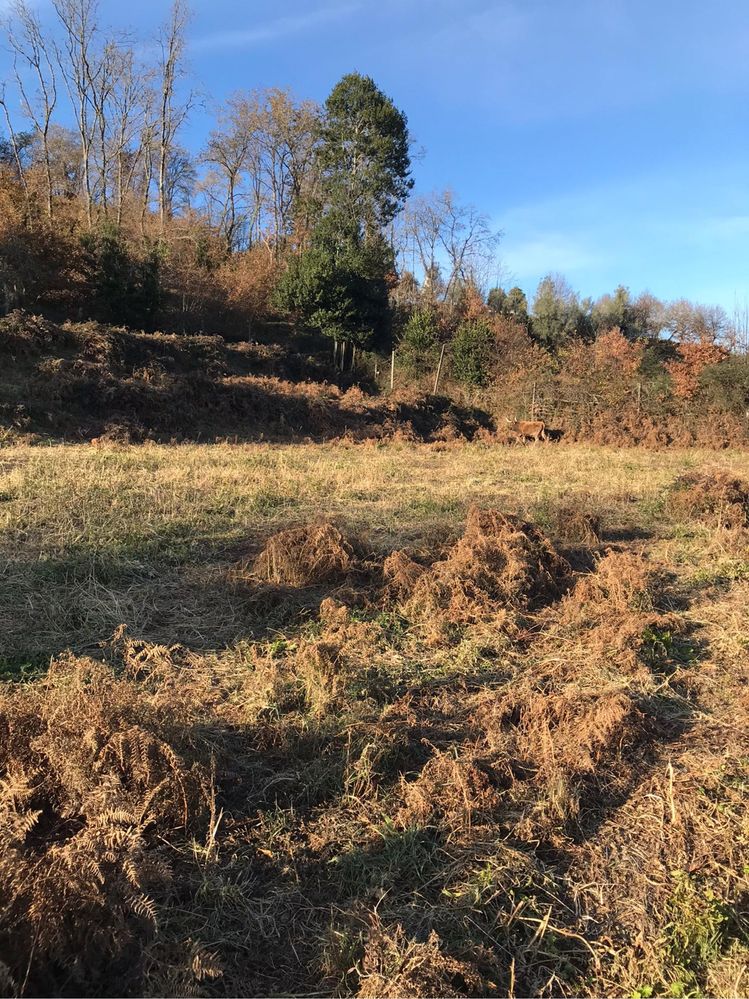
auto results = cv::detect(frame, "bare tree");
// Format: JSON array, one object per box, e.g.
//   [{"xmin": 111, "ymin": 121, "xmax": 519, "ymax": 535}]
[
  {"xmin": 203, "ymin": 101, "xmax": 253, "ymax": 253},
  {"xmin": 258, "ymin": 88, "xmax": 320, "ymax": 251},
  {"xmin": 156, "ymin": 0, "xmax": 193, "ymax": 236},
  {"xmin": 661, "ymin": 299, "xmax": 730, "ymax": 345},
  {"xmin": 109, "ymin": 45, "xmax": 147, "ymax": 225},
  {"xmin": 52, "ymin": 0, "xmax": 101, "ymax": 226},
  {"xmin": 0, "ymin": 84, "xmax": 30, "ymax": 213},
  {"xmin": 138, "ymin": 87, "xmax": 158, "ymax": 235},
  {"xmin": 201, "ymin": 88, "xmax": 320, "ymax": 254},
  {"xmin": 45, "ymin": 123, "xmax": 83, "ymax": 199},
  {"xmin": 731, "ymin": 296, "xmax": 749, "ymax": 354},
  {"xmin": 163, "ymin": 144, "xmax": 195, "ymax": 216},
  {"xmin": 400, "ymin": 190, "xmax": 501, "ymax": 304},
  {"xmin": 6, "ymin": 1, "xmax": 58, "ymax": 218},
  {"xmin": 87, "ymin": 37, "xmax": 120, "ymax": 215}
]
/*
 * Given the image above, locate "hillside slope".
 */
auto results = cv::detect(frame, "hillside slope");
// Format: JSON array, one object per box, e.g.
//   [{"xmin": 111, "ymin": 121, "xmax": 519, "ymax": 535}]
[{"xmin": 0, "ymin": 312, "xmax": 492, "ymax": 444}]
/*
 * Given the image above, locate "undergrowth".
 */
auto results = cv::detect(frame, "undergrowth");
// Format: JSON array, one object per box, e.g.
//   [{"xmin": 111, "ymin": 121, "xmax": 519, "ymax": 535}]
[{"xmin": 0, "ymin": 447, "xmax": 748, "ymax": 997}]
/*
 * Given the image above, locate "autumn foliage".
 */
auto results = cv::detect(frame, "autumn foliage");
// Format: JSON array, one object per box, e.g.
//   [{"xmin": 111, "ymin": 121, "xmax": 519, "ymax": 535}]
[{"xmin": 666, "ymin": 342, "xmax": 729, "ymax": 399}]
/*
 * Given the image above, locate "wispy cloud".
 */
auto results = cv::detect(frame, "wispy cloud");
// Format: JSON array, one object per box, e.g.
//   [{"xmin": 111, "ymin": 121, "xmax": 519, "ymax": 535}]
[
  {"xmin": 491, "ymin": 159, "xmax": 749, "ymax": 306},
  {"xmin": 191, "ymin": 3, "xmax": 359, "ymax": 52},
  {"xmin": 501, "ymin": 232, "xmax": 604, "ymax": 284}
]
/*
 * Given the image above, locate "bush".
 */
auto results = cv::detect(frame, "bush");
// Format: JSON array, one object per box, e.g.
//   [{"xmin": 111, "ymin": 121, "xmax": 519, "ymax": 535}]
[
  {"xmin": 80, "ymin": 223, "xmax": 161, "ymax": 328},
  {"xmin": 450, "ymin": 318, "xmax": 495, "ymax": 387},
  {"xmin": 398, "ymin": 308, "xmax": 440, "ymax": 374},
  {"xmin": 700, "ymin": 356, "xmax": 749, "ymax": 415},
  {"xmin": 273, "ymin": 242, "xmax": 391, "ymax": 350}
]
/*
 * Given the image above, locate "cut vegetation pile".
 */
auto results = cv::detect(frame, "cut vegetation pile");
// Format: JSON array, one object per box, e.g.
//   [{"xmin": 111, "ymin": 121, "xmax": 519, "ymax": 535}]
[
  {"xmin": 0, "ymin": 448, "xmax": 748, "ymax": 998},
  {"xmin": 401, "ymin": 507, "xmax": 570, "ymax": 633},
  {"xmin": 252, "ymin": 523, "xmax": 361, "ymax": 587},
  {"xmin": 668, "ymin": 470, "xmax": 749, "ymax": 529},
  {"xmin": 0, "ymin": 651, "xmax": 213, "ymax": 997},
  {"xmin": 548, "ymin": 491, "xmax": 603, "ymax": 545}
]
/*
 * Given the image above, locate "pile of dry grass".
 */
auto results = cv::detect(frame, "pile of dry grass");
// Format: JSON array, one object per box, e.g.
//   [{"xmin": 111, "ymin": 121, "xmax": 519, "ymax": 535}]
[
  {"xmin": 550, "ymin": 492, "xmax": 603, "ymax": 545},
  {"xmin": 562, "ymin": 550, "xmax": 665, "ymax": 617},
  {"xmin": 556, "ymin": 550, "xmax": 679, "ymax": 675},
  {"xmin": 382, "ymin": 549, "xmax": 428, "ymax": 599},
  {"xmin": 481, "ymin": 685, "xmax": 641, "ymax": 777},
  {"xmin": 461, "ymin": 681, "xmax": 647, "ymax": 839},
  {"xmin": 0, "ymin": 652, "xmax": 210, "ymax": 995},
  {"xmin": 252, "ymin": 523, "xmax": 360, "ymax": 587},
  {"xmin": 668, "ymin": 471, "xmax": 749, "ymax": 529},
  {"xmin": 402, "ymin": 507, "xmax": 569, "ymax": 632},
  {"xmin": 357, "ymin": 921, "xmax": 485, "ymax": 998},
  {"xmin": 397, "ymin": 751, "xmax": 501, "ymax": 832}
]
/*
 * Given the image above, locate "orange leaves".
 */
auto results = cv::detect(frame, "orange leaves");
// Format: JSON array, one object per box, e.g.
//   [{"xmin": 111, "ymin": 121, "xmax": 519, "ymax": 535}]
[{"xmin": 665, "ymin": 342, "xmax": 728, "ymax": 399}]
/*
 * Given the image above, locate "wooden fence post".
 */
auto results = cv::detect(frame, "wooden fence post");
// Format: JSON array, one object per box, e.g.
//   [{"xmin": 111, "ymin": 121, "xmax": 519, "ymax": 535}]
[
  {"xmin": 433, "ymin": 343, "xmax": 446, "ymax": 395},
  {"xmin": 531, "ymin": 381, "xmax": 537, "ymax": 420},
  {"xmin": 390, "ymin": 349, "xmax": 395, "ymax": 391}
]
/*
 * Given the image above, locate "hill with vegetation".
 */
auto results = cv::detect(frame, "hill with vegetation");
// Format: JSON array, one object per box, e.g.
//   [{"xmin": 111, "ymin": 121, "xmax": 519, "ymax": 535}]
[
  {"xmin": 1, "ymin": 3, "xmax": 749, "ymax": 997},
  {"xmin": 1, "ymin": 307, "xmax": 748, "ymax": 449}
]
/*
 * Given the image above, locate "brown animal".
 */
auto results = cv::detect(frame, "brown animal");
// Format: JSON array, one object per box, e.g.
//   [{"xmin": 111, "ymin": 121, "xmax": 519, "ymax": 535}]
[{"xmin": 505, "ymin": 418, "xmax": 546, "ymax": 443}]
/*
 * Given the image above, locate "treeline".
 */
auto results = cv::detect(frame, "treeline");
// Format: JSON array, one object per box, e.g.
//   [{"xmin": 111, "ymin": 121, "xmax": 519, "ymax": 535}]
[
  {"xmin": 2, "ymin": 0, "xmax": 749, "ymax": 445},
  {"xmin": 393, "ymin": 288, "xmax": 749, "ymax": 446}
]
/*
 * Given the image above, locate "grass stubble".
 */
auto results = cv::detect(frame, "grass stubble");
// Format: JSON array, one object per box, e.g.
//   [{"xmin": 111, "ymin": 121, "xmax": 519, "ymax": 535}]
[{"xmin": 0, "ymin": 441, "xmax": 747, "ymax": 997}]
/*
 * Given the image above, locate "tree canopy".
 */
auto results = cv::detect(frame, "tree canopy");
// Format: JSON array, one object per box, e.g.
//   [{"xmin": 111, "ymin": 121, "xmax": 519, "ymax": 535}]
[{"xmin": 317, "ymin": 72, "xmax": 412, "ymax": 237}]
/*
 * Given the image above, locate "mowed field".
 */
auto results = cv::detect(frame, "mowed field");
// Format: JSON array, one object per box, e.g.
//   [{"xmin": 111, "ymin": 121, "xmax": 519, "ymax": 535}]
[{"xmin": 1, "ymin": 441, "xmax": 748, "ymax": 997}]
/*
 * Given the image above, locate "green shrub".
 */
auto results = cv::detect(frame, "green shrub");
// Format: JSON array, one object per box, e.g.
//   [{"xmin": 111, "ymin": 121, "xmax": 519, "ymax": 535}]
[
  {"xmin": 450, "ymin": 318, "xmax": 495, "ymax": 386},
  {"xmin": 700, "ymin": 356, "xmax": 749, "ymax": 414},
  {"xmin": 80, "ymin": 223, "xmax": 160, "ymax": 328},
  {"xmin": 398, "ymin": 308, "xmax": 440, "ymax": 374}
]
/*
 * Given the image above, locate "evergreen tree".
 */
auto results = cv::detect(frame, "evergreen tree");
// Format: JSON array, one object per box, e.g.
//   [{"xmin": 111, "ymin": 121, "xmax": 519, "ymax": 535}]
[
  {"xmin": 275, "ymin": 73, "xmax": 411, "ymax": 351},
  {"xmin": 488, "ymin": 285, "xmax": 528, "ymax": 325},
  {"xmin": 451, "ymin": 318, "xmax": 495, "ymax": 386},
  {"xmin": 531, "ymin": 274, "xmax": 590, "ymax": 349},
  {"xmin": 317, "ymin": 72, "xmax": 412, "ymax": 234}
]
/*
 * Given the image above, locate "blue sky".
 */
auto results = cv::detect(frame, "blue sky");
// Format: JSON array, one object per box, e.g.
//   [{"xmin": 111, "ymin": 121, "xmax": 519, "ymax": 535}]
[{"xmin": 3, "ymin": 0, "xmax": 748, "ymax": 310}]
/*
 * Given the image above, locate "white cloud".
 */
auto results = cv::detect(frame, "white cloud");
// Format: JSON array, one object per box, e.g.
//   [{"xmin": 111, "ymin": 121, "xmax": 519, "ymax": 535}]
[
  {"xmin": 191, "ymin": 3, "xmax": 359, "ymax": 51},
  {"xmin": 501, "ymin": 232, "xmax": 604, "ymax": 282}
]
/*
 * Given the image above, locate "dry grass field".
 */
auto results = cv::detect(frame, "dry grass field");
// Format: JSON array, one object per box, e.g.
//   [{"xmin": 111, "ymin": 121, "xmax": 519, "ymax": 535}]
[{"xmin": 1, "ymin": 441, "xmax": 748, "ymax": 997}]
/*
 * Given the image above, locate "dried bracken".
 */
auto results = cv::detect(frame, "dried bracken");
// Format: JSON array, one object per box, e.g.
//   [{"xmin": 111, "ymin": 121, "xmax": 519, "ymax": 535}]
[
  {"xmin": 397, "ymin": 751, "xmax": 501, "ymax": 831},
  {"xmin": 405, "ymin": 507, "xmax": 569, "ymax": 629},
  {"xmin": 551, "ymin": 493, "xmax": 603, "ymax": 545},
  {"xmin": 668, "ymin": 471, "xmax": 749, "ymax": 529},
  {"xmin": 1, "ymin": 448, "xmax": 748, "ymax": 999},
  {"xmin": 382, "ymin": 549, "xmax": 427, "ymax": 599},
  {"xmin": 357, "ymin": 922, "xmax": 486, "ymax": 998},
  {"xmin": 253, "ymin": 523, "xmax": 359, "ymax": 587},
  {"xmin": 0, "ymin": 655, "xmax": 206, "ymax": 994}
]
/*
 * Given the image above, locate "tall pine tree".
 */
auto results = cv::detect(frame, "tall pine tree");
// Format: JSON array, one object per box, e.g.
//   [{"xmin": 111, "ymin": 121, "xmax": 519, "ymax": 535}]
[{"xmin": 275, "ymin": 73, "xmax": 412, "ymax": 354}]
